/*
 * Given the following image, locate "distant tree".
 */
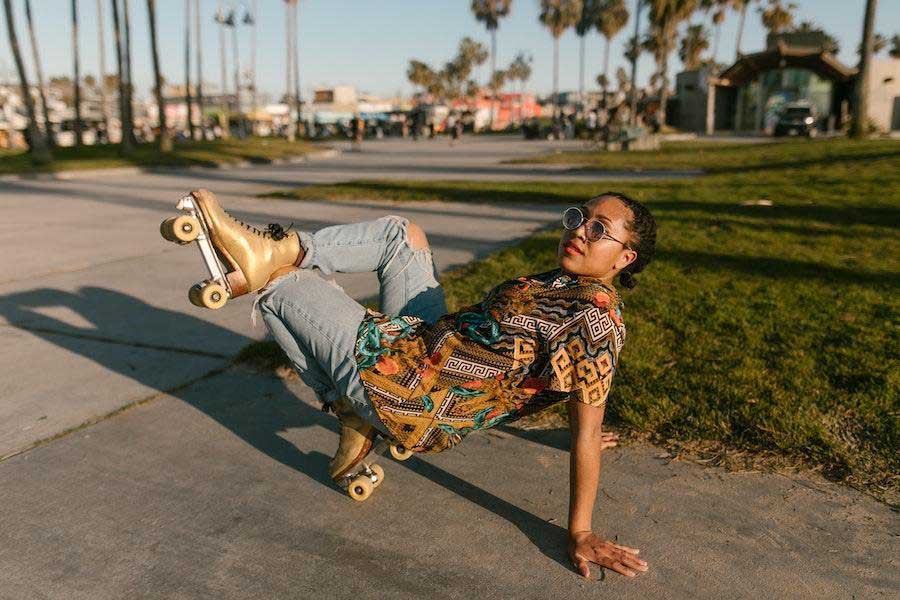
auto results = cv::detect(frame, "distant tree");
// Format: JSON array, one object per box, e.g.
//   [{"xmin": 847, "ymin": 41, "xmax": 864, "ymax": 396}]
[
  {"xmin": 71, "ymin": 0, "xmax": 83, "ymax": 146},
  {"xmin": 851, "ymin": 0, "xmax": 877, "ymax": 138},
  {"xmin": 490, "ymin": 68, "xmax": 508, "ymax": 100},
  {"xmin": 146, "ymin": 0, "xmax": 171, "ymax": 151},
  {"xmin": 3, "ymin": 0, "xmax": 52, "ymax": 162},
  {"xmin": 507, "ymin": 52, "xmax": 533, "ymax": 123},
  {"xmin": 595, "ymin": 0, "xmax": 630, "ymax": 103},
  {"xmin": 407, "ymin": 38, "xmax": 488, "ymax": 103},
  {"xmin": 732, "ymin": 0, "xmax": 758, "ymax": 59},
  {"xmin": 890, "ymin": 34, "xmax": 900, "ymax": 58},
  {"xmin": 679, "ymin": 23, "xmax": 710, "ymax": 69},
  {"xmin": 616, "ymin": 65, "xmax": 630, "ymax": 91},
  {"xmin": 24, "ymin": 0, "xmax": 55, "ymax": 148},
  {"xmin": 122, "ymin": 0, "xmax": 136, "ymax": 146},
  {"xmin": 110, "ymin": 0, "xmax": 135, "ymax": 154},
  {"xmin": 700, "ymin": 0, "xmax": 729, "ymax": 62},
  {"xmin": 576, "ymin": 0, "xmax": 596, "ymax": 100},
  {"xmin": 759, "ymin": 0, "xmax": 795, "ymax": 35},
  {"xmin": 792, "ymin": 20, "xmax": 839, "ymax": 54},
  {"xmin": 539, "ymin": 0, "xmax": 583, "ymax": 123},
  {"xmin": 858, "ymin": 32, "xmax": 887, "ymax": 56},
  {"xmin": 471, "ymin": 0, "xmax": 512, "ymax": 128},
  {"xmin": 646, "ymin": 0, "xmax": 698, "ymax": 125}
]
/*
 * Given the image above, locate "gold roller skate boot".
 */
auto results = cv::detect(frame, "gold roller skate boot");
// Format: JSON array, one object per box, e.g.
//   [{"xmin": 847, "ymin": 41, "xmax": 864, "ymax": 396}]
[
  {"xmin": 190, "ymin": 188, "xmax": 304, "ymax": 297},
  {"xmin": 329, "ymin": 397, "xmax": 377, "ymax": 483}
]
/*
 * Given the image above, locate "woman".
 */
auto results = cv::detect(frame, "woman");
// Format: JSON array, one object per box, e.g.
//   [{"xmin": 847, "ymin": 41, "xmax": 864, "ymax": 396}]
[{"xmin": 179, "ymin": 189, "xmax": 655, "ymax": 579}]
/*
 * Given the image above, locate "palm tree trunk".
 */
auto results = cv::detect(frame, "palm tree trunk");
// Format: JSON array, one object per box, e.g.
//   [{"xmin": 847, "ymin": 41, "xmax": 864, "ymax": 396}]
[
  {"xmin": 713, "ymin": 22, "xmax": 721, "ymax": 64},
  {"xmin": 659, "ymin": 29, "xmax": 671, "ymax": 127},
  {"xmin": 603, "ymin": 36, "xmax": 612, "ymax": 105},
  {"xmin": 96, "ymin": 0, "xmax": 109, "ymax": 137},
  {"xmin": 122, "ymin": 0, "xmax": 136, "ymax": 145},
  {"xmin": 578, "ymin": 34, "xmax": 585, "ymax": 103},
  {"xmin": 3, "ymin": 0, "xmax": 52, "ymax": 163},
  {"xmin": 184, "ymin": 0, "xmax": 195, "ymax": 140},
  {"xmin": 71, "ymin": 0, "xmax": 83, "ymax": 146},
  {"xmin": 24, "ymin": 0, "xmax": 55, "ymax": 148},
  {"xmin": 629, "ymin": 0, "xmax": 643, "ymax": 125},
  {"xmin": 250, "ymin": 0, "xmax": 258, "ymax": 136},
  {"xmin": 110, "ymin": 0, "xmax": 133, "ymax": 153},
  {"xmin": 217, "ymin": 0, "xmax": 229, "ymax": 137},
  {"xmin": 292, "ymin": 0, "xmax": 301, "ymax": 138},
  {"xmin": 851, "ymin": 0, "xmax": 878, "ymax": 137},
  {"xmin": 490, "ymin": 28, "xmax": 497, "ymax": 130},
  {"xmin": 735, "ymin": 3, "xmax": 747, "ymax": 60},
  {"xmin": 146, "ymin": 0, "xmax": 171, "ymax": 151},
  {"xmin": 284, "ymin": 1, "xmax": 293, "ymax": 141},
  {"xmin": 553, "ymin": 36, "xmax": 560, "ymax": 127},
  {"xmin": 231, "ymin": 21, "xmax": 242, "ymax": 137},
  {"xmin": 194, "ymin": 0, "xmax": 204, "ymax": 139}
]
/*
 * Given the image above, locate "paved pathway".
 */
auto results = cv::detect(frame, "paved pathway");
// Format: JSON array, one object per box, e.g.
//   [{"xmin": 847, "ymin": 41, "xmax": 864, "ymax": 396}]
[{"xmin": 0, "ymin": 137, "xmax": 895, "ymax": 599}]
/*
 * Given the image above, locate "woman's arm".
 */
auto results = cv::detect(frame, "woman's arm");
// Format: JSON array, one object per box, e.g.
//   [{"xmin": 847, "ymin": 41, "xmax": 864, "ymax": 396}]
[{"xmin": 567, "ymin": 399, "xmax": 647, "ymax": 579}]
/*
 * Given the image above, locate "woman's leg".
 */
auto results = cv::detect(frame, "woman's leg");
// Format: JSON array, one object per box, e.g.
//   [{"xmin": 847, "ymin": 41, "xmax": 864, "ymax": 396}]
[
  {"xmin": 297, "ymin": 216, "xmax": 447, "ymax": 323},
  {"xmin": 256, "ymin": 269, "xmax": 388, "ymax": 435}
]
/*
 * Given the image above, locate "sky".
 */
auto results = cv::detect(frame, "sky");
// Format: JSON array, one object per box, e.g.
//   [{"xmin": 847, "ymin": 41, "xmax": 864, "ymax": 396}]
[{"xmin": 2, "ymin": 0, "xmax": 899, "ymax": 102}]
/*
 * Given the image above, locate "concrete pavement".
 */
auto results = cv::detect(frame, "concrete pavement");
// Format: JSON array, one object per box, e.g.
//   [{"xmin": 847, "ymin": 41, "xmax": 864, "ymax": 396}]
[{"xmin": 0, "ymin": 137, "xmax": 896, "ymax": 599}]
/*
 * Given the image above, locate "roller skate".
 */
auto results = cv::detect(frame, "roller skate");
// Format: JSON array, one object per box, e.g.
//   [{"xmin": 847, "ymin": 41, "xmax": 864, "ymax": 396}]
[
  {"xmin": 159, "ymin": 189, "xmax": 303, "ymax": 309},
  {"xmin": 330, "ymin": 397, "xmax": 413, "ymax": 502}
]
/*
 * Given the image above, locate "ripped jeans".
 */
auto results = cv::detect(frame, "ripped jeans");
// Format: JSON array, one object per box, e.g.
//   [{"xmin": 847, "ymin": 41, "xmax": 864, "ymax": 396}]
[{"xmin": 256, "ymin": 216, "xmax": 447, "ymax": 434}]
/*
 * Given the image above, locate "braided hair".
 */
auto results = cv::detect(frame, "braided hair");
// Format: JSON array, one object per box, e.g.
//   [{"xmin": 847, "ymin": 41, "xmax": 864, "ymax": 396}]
[{"xmin": 589, "ymin": 192, "xmax": 657, "ymax": 290}]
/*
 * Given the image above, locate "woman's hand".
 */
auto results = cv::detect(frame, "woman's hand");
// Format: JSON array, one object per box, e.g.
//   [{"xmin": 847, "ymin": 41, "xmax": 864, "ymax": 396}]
[
  {"xmin": 567, "ymin": 531, "xmax": 648, "ymax": 579},
  {"xmin": 598, "ymin": 431, "xmax": 619, "ymax": 451}
]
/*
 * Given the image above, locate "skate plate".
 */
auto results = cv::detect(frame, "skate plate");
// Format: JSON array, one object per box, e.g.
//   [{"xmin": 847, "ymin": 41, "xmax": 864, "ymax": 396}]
[
  {"xmin": 341, "ymin": 438, "xmax": 412, "ymax": 502},
  {"xmin": 160, "ymin": 194, "xmax": 233, "ymax": 309}
]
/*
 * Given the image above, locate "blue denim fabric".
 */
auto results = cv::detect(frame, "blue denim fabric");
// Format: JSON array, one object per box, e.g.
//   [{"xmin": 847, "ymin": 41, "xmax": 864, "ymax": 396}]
[{"xmin": 256, "ymin": 216, "xmax": 447, "ymax": 433}]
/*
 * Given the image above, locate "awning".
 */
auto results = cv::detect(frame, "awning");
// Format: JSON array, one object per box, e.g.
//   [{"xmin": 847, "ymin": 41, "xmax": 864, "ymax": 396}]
[{"xmin": 718, "ymin": 43, "xmax": 857, "ymax": 87}]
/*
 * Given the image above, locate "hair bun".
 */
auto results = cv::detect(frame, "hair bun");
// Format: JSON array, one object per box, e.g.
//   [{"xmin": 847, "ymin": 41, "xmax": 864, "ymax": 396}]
[{"xmin": 619, "ymin": 271, "xmax": 637, "ymax": 289}]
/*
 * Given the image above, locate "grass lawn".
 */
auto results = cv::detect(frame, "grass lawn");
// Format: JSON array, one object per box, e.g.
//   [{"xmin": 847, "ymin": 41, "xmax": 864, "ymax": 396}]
[
  {"xmin": 502, "ymin": 138, "xmax": 900, "ymax": 174},
  {"xmin": 0, "ymin": 137, "xmax": 320, "ymax": 176},
  {"xmin": 248, "ymin": 139, "xmax": 900, "ymax": 503}
]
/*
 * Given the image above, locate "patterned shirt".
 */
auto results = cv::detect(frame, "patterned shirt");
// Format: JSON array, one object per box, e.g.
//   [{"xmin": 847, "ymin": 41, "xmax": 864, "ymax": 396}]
[{"xmin": 354, "ymin": 269, "xmax": 626, "ymax": 453}]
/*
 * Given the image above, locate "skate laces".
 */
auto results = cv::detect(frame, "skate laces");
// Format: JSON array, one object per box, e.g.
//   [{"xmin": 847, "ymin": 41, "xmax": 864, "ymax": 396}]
[{"xmin": 223, "ymin": 208, "xmax": 293, "ymax": 240}]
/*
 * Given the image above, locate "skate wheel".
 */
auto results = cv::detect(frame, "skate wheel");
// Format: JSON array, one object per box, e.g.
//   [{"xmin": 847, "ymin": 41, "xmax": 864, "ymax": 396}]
[
  {"xmin": 390, "ymin": 445, "xmax": 412, "ymax": 461},
  {"xmin": 188, "ymin": 283, "xmax": 204, "ymax": 307},
  {"xmin": 199, "ymin": 282, "xmax": 228, "ymax": 310},
  {"xmin": 370, "ymin": 464, "xmax": 385, "ymax": 488},
  {"xmin": 161, "ymin": 215, "xmax": 200, "ymax": 243},
  {"xmin": 348, "ymin": 476, "xmax": 373, "ymax": 501}
]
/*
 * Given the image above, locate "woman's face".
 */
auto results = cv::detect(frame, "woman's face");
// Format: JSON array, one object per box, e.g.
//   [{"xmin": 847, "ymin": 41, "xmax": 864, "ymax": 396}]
[{"xmin": 557, "ymin": 196, "xmax": 638, "ymax": 282}]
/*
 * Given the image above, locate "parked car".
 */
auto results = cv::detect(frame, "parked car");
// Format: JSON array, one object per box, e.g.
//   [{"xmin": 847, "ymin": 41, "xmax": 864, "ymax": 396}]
[{"xmin": 773, "ymin": 103, "xmax": 819, "ymax": 138}]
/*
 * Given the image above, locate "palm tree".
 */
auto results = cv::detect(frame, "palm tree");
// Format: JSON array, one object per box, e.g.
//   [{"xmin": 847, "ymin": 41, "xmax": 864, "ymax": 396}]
[
  {"xmin": 539, "ymin": 0, "xmax": 583, "ymax": 126},
  {"xmin": 733, "ymin": 0, "xmax": 757, "ymax": 59},
  {"xmin": 859, "ymin": 33, "xmax": 887, "ymax": 56},
  {"xmin": 700, "ymin": 0, "xmax": 728, "ymax": 62},
  {"xmin": 146, "ymin": 0, "xmax": 171, "ymax": 151},
  {"xmin": 575, "ymin": 0, "xmax": 595, "ymax": 102},
  {"xmin": 851, "ymin": 0, "xmax": 877, "ymax": 138},
  {"xmin": 646, "ymin": 0, "xmax": 698, "ymax": 127},
  {"xmin": 184, "ymin": 0, "xmax": 195, "ymax": 140},
  {"xmin": 679, "ymin": 23, "xmax": 709, "ymax": 68},
  {"xmin": 23, "ymin": 0, "xmax": 55, "ymax": 148},
  {"xmin": 759, "ymin": 0, "xmax": 795, "ymax": 35},
  {"xmin": 110, "ymin": 0, "xmax": 134, "ymax": 153},
  {"xmin": 215, "ymin": 1, "xmax": 230, "ymax": 138},
  {"xmin": 95, "ymin": 0, "xmax": 110, "ymax": 137},
  {"xmin": 471, "ymin": 0, "xmax": 512, "ymax": 129},
  {"xmin": 122, "ymin": 0, "xmax": 136, "ymax": 146},
  {"xmin": 71, "ymin": 0, "xmax": 83, "ymax": 146},
  {"xmin": 890, "ymin": 34, "xmax": 900, "ymax": 59},
  {"xmin": 628, "ymin": 0, "xmax": 644, "ymax": 124},
  {"xmin": 2, "ymin": 0, "xmax": 52, "ymax": 163},
  {"xmin": 507, "ymin": 52, "xmax": 533, "ymax": 123},
  {"xmin": 194, "ymin": 0, "xmax": 205, "ymax": 139},
  {"xmin": 291, "ymin": 0, "xmax": 301, "ymax": 138},
  {"xmin": 595, "ymin": 0, "xmax": 630, "ymax": 104}
]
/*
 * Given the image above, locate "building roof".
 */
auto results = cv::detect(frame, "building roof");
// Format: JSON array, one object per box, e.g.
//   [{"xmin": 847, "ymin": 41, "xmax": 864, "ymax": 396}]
[{"xmin": 718, "ymin": 43, "xmax": 857, "ymax": 87}]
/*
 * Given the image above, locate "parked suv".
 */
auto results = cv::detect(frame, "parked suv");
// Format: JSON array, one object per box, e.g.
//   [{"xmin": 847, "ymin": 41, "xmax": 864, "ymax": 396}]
[{"xmin": 774, "ymin": 103, "xmax": 819, "ymax": 138}]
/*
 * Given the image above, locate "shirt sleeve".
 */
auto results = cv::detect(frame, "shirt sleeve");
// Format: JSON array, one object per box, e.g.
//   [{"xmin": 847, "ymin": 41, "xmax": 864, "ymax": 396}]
[{"xmin": 545, "ymin": 306, "xmax": 624, "ymax": 407}]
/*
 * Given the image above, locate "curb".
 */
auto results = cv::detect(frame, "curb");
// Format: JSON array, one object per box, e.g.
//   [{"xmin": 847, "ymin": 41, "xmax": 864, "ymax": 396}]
[{"xmin": 0, "ymin": 148, "xmax": 340, "ymax": 182}]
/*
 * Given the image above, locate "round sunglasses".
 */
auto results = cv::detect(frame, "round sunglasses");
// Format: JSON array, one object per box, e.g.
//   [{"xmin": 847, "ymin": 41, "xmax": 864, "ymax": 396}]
[{"xmin": 562, "ymin": 206, "xmax": 629, "ymax": 247}]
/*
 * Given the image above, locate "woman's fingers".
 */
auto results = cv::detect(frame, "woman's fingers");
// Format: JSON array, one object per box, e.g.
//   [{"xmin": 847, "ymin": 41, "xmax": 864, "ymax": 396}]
[
  {"xmin": 610, "ymin": 561, "xmax": 636, "ymax": 577},
  {"xmin": 574, "ymin": 557, "xmax": 591, "ymax": 578},
  {"xmin": 612, "ymin": 543, "xmax": 640, "ymax": 555},
  {"xmin": 621, "ymin": 554, "xmax": 649, "ymax": 571}
]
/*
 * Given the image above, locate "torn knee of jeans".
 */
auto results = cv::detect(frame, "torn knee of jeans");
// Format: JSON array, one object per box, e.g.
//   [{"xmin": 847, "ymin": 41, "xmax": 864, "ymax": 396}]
[{"xmin": 406, "ymin": 222, "xmax": 429, "ymax": 251}]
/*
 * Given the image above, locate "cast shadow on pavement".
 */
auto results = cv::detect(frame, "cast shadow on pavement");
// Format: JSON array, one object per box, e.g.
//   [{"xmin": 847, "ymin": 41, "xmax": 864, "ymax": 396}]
[{"xmin": 0, "ymin": 285, "xmax": 574, "ymax": 574}]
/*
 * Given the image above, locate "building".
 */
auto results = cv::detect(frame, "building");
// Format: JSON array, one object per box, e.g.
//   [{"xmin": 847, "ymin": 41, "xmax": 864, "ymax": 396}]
[{"xmin": 675, "ymin": 41, "xmax": 900, "ymax": 135}]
